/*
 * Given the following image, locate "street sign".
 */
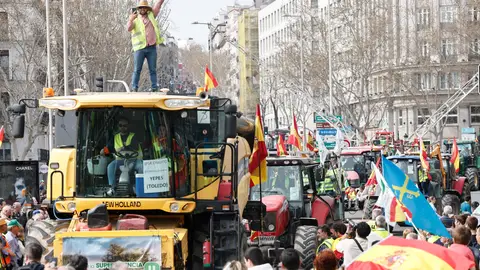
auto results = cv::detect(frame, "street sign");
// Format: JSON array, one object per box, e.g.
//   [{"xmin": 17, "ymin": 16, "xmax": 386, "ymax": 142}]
[
  {"xmin": 316, "ymin": 123, "xmax": 332, "ymax": 128},
  {"xmin": 314, "ymin": 113, "xmax": 342, "ymax": 124},
  {"xmin": 318, "ymin": 129, "xmax": 337, "ymax": 136},
  {"xmin": 39, "ymin": 164, "xmax": 48, "ymax": 174},
  {"xmin": 462, "ymin": 127, "xmax": 476, "ymax": 134}
]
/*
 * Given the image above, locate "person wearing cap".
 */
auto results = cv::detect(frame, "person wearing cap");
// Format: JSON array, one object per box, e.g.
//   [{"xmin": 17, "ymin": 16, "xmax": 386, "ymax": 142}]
[
  {"xmin": 0, "ymin": 218, "xmax": 14, "ymax": 270},
  {"xmin": 127, "ymin": 0, "xmax": 165, "ymax": 92},
  {"xmin": 6, "ymin": 220, "xmax": 22, "ymax": 267}
]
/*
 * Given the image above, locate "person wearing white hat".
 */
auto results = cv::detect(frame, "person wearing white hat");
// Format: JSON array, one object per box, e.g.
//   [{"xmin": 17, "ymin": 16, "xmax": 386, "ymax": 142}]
[{"xmin": 127, "ymin": 0, "xmax": 165, "ymax": 92}]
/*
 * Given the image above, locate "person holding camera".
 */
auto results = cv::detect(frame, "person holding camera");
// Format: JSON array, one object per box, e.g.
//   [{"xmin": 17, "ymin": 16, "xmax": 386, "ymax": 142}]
[{"xmin": 127, "ymin": 0, "xmax": 165, "ymax": 92}]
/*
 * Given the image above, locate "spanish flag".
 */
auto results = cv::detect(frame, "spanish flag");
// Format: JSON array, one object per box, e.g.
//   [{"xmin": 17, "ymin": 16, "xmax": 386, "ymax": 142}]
[
  {"xmin": 249, "ymin": 104, "xmax": 268, "ymax": 187},
  {"xmin": 306, "ymin": 131, "xmax": 315, "ymax": 151},
  {"xmin": 347, "ymin": 236, "xmax": 475, "ymax": 270},
  {"xmin": 277, "ymin": 136, "xmax": 288, "ymax": 156},
  {"xmin": 365, "ymin": 157, "xmax": 381, "ymax": 186},
  {"xmin": 419, "ymin": 137, "xmax": 430, "ymax": 172},
  {"xmin": 450, "ymin": 138, "xmax": 460, "ymax": 173},
  {"xmin": 287, "ymin": 114, "xmax": 302, "ymax": 150},
  {"xmin": 204, "ymin": 65, "xmax": 218, "ymax": 92},
  {"xmin": 0, "ymin": 126, "xmax": 4, "ymax": 148}
]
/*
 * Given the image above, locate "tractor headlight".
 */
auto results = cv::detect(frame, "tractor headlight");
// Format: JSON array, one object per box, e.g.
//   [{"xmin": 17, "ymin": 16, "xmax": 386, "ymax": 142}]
[
  {"xmin": 164, "ymin": 99, "xmax": 206, "ymax": 108},
  {"xmin": 268, "ymin": 224, "xmax": 275, "ymax": 231},
  {"xmin": 170, "ymin": 202, "xmax": 179, "ymax": 212},
  {"xmin": 67, "ymin": 202, "xmax": 76, "ymax": 211}
]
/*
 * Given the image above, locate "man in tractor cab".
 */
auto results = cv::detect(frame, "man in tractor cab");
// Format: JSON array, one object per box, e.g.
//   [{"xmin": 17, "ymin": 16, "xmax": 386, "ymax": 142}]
[
  {"xmin": 101, "ymin": 117, "xmax": 144, "ymax": 195},
  {"xmin": 417, "ymin": 164, "xmax": 430, "ymax": 195}
]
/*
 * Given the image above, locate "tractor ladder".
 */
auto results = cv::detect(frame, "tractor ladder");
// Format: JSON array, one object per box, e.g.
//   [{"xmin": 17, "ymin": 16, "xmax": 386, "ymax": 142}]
[{"xmin": 409, "ymin": 67, "xmax": 480, "ymax": 141}]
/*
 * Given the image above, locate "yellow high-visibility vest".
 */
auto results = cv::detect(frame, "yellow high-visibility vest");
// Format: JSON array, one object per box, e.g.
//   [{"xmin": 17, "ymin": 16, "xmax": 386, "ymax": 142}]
[
  {"xmin": 114, "ymin": 133, "xmax": 143, "ymax": 160},
  {"xmin": 131, "ymin": 12, "xmax": 164, "ymax": 51}
]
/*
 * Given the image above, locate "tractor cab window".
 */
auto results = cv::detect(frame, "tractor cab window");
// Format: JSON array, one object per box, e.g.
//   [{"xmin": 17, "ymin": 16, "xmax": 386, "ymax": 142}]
[
  {"xmin": 250, "ymin": 165, "xmax": 302, "ymax": 201},
  {"xmin": 458, "ymin": 144, "xmax": 472, "ymax": 157},
  {"xmin": 391, "ymin": 159, "xmax": 417, "ymax": 182},
  {"xmin": 341, "ymin": 155, "xmax": 364, "ymax": 172}
]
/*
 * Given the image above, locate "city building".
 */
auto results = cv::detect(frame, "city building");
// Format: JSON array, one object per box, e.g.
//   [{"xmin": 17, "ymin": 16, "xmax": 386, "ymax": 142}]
[
  {"xmin": 318, "ymin": 0, "xmax": 480, "ymax": 141},
  {"xmin": 254, "ymin": 0, "xmax": 276, "ymax": 9},
  {"xmin": 238, "ymin": 9, "xmax": 260, "ymax": 118},
  {"xmin": 158, "ymin": 36, "xmax": 179, "ymax": 91},
  {"xmin": 0, "ymin": 2, "xmax": 49, "ymax": 161},
  {"xmin": 259, "ymin": 0, "xmax": 317, "ymax": 139}
]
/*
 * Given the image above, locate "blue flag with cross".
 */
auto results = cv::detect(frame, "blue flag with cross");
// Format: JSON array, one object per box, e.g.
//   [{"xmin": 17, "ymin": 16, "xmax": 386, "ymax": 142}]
[{"xmin": 381, "ymin": 156, "xmax": 451, "ymax": 238}]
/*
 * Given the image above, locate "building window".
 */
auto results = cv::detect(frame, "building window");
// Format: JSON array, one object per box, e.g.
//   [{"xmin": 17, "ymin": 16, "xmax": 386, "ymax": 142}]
[
  {"xmin": 0, "ymin": 12, "xmax": 7, "ymax": 41},
  {"xmin": 418, "ymin": 108, "xmax": 430, "ymax": 125},
  {"xmin": 439, "ymin": 72, "xmax": 459, "ymax": 89},
  {"xmin": 440, "ymin": 6, "xmax": 457, "ymax": 23},
  {"xmin": 471, "ymin": 106, "xmax": 480, "ymax": 124},
  {"xmin": 471, "ymin": 7, "xmax": 480, "ymax": 21},
  {"xmin": 444, "ymin": 107, "xmax": 458, "ymax": 124},
  {"xmin": 471, "ymin": 39, "xmax": 480, "ymax": 54},
  {"xmin": 417, "ymin": 8, "xmax": 430, "ymax": 25},
  {"xmin": 0, "ymin": 50, "xmax": 9, "ymax": 79},
  {"xmin": 416, "ymin": 73, "xmax": 431, "ymax": 90},
  {"xmin": 441, "ymin": 39, "xmax": 455, "ymax": 56},
  {"xmin": 421, "ymin": 41, "xmax": 429, "ymax": 57},
  {"xmin": 398, "ymin": 109, "xmax": 403, "ymax": 126}
]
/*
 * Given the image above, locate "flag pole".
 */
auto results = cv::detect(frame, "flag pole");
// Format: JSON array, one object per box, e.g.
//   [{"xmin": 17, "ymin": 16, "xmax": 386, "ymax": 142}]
[
  {"xmin": 257, "ymin": 136, "xmax": 264, "ymax": 246},
  {"xmin": 404, "ymin": 211, "xmax": 421, "ymax": 235}
]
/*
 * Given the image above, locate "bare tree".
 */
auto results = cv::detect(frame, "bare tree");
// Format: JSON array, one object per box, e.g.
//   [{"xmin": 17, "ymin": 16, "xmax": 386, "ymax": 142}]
[{"xmin": 0, "ymin": 1, "xmax": 48, "ymax": 160}]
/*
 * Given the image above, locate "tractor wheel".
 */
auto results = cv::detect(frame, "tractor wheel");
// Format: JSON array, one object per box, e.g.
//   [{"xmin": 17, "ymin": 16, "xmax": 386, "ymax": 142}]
[
  {"xmin": 442, "ymin": 194, "xmax": 461, "ymax": 215},
  {"xmin": 25, "ymin": 219, "xmax": 69, "ymax": 262},
  {"xmin": 466, "ymin": 167, "xmax": 479, "ymax": 191},
  {"xmin": 294, "ymin": 225, "xmax": 317, "ymax": 270}
]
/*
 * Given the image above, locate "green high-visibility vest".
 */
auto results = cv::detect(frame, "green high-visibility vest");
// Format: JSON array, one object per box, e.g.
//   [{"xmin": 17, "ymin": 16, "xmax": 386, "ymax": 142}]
[
  {"xmin": 131, "ymin": 12, "xmax": 164, "ymax": 52},
  {"xmin": 316, "ymin": 238, "xmax": 334, "ymax": 254},
  {"xmin": 114, "ymin": 133, "xmax": 143, "ymax": 160}
]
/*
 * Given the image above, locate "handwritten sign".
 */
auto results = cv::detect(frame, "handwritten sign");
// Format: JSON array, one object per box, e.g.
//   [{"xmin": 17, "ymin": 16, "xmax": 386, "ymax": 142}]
[{"xmin": 143, "ymin": 159, "xmax": 169, "ymax": 193}]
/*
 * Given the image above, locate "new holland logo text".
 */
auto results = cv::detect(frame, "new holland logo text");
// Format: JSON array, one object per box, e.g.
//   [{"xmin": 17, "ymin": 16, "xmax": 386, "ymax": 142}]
[{"xmin": 102, "ymin": 201, "xmax": 141, "ymax": 208}]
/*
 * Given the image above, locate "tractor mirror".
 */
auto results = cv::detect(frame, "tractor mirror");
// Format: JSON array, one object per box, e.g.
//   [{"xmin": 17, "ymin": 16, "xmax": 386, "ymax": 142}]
[
  {"xmin": 243, "ymin": 200, "xmax": 266, "ymax": 231},
  {"xmin": 13, "ymin": 115, "xmax": 25, "ymax": 138},
  {"xmin": 225, "ymin": 104, "xmax": 237, "ymax": 139}
]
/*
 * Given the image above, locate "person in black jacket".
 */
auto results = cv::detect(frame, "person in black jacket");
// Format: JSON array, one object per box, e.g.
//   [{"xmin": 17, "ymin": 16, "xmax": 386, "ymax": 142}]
[{"xmin": 19, "ymin": 243, "xmax": 44, "ymax": 270}]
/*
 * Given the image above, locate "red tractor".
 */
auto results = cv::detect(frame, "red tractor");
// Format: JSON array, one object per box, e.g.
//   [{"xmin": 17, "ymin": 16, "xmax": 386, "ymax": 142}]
[
  {"xmin": 340, "ymin": 146, "xmax": 383, "ymax": 187},
  {"xmin": 244, "ymin": 155, "xmax": 343, "ymax": 269}
]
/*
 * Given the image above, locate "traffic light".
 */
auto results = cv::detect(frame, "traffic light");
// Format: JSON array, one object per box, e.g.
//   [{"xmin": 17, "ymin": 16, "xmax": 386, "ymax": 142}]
[
  {"xmin": 264, "ymin": 126, "xmax": 269, "ymax": 135},
  {"xmin": 95, "ymin": 76, "xmax": 105, "ymax": 92}
]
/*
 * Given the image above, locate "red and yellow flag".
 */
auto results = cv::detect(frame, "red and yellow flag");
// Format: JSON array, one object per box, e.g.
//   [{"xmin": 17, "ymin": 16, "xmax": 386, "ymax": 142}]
[
  {"xmin": 277, "ymin": 136, "xmax": 288, "ymax": 156},
  {"xmin": 347, "ymin": 236, "xmax": 475, "ymax": 270},
  {"xmin": 419, "ymin": 137, "xmax": 430, "ymax": 172},
  {"xmin": 287, "ymin": 114, "xmax": 302, "ymax": 150},
  {"xmin": 204, "ymin": 65, "xmax": 219, "ymax": 92},
  {"xmin": 249, "ymin": 104, "xmax": 268, "ymax": 187},
  {"xmin": 0, "ymin": 126, "xmax": 4, "ymax": 148},
  {"xmin": 306, "ymin": 131, "xmax": 315, "ymax": 151},
  {"xmin": 450, "ymin": 138, "xmax": 460, "ymax": 173},
  {"xmin": 365, "ymin": 158, "xmax": 381, "ymax": 186}
]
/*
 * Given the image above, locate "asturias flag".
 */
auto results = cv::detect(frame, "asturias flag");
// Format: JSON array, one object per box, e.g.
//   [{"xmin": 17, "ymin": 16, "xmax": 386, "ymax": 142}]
[
  {"xmin": 204, "ymin": 65, "xmax": 219, "ymax": 92},
  {"xmin": 249, "ymin": 104, "xmax": 268, "ymax": 187},
  {"xmin": 0, "ymin": 125, "xmax": 4, "ymax": 148},
  {"xmin": 450, "ymin": 138, "xmax": 460, "ymax": 173},
  {"xmin": 382, "ymin": 156, "xmax": 451, "ymax": 238},
  {"xmin": 276, "ymin": 136, "xmax": 288, "ymax": 156}
]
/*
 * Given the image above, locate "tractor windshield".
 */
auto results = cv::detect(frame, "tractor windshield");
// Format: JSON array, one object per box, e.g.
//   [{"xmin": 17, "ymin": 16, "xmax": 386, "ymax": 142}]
[
  {"xmin": 458, "ymin": 144, "xmax": 472, "ymax": 157},
  {"xmin": 390, "ymin": 159, "xmax": 418, "ymax": 182},
  {"xmin": 341, "ymin": 155, "xmax": 364, "ymax": 171},
  {"xmin": 250, "ymin": 165, "xmax": 302, "ymax": 201},
  {"xmin": 75, "ymin": 107, "xmax": 225, "ymax": 198}
]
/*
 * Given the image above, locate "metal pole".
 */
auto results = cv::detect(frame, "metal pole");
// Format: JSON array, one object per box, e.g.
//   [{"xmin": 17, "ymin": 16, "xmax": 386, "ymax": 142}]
[
  {"xmin": 327, "ymin": 0, "xmax": 333, "ymax": 115},
  {"xmin": 62, "ymin": 0, "xmax": 69, "ymax": 97},
  {"xmin": 46, "ymin": 0, "xmax": 53, "ymax": 151},
  {"xmin": 300, "ymin": 16, "xmax": 306, "ymax": 151}
]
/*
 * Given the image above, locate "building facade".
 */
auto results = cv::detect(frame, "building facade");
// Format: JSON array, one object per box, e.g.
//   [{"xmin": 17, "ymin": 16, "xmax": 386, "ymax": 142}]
[{"xmin": 317, "ymin": 0, "xmax": 480, "ymax": 141}]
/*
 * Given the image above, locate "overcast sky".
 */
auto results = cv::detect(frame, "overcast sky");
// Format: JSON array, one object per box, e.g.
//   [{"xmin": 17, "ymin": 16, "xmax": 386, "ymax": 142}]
[{"xmin": 168, "ymin": 0, "xmax": 254, "ymax": 48}]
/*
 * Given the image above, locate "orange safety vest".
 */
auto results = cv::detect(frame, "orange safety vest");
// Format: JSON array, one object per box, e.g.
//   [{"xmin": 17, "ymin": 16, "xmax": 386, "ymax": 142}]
[{"xmin": 1, "ymin": 235, "xmax": 12, "ymax": 267}]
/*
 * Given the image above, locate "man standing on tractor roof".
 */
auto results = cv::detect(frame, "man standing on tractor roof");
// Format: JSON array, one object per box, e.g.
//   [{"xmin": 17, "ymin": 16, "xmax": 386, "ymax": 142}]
[{"xmin": 127, "ymin": 0, "xmax": 165, "ymax": 92}]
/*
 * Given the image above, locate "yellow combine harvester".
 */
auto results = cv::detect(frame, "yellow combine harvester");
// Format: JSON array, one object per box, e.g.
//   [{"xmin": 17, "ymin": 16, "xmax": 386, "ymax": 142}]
[{"xmin": 10, "ymin": 88, "xmax": 255, "ymax": 269}]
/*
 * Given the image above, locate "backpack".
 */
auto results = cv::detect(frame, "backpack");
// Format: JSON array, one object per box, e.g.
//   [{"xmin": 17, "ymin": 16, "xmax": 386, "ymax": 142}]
[{"xmin": 469, "ymin": 246, "xmax": 480, "ymax": 270}]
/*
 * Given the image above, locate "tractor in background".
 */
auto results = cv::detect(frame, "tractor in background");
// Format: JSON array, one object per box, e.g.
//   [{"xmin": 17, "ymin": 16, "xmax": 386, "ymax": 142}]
[
  {"xmin": 444, "ymin": 139, "xmax": 480, "ymax": 191},
  {"xmin": 388, "ymin": 145, "xmax": 468, "ymax": 214},
  {"xmin": 245, "ymin": 155, "xmax": 343, "ymax": 269},
  {"xmin": 340, "ymin": 146, "xmax": 383, "ymax": 188}
]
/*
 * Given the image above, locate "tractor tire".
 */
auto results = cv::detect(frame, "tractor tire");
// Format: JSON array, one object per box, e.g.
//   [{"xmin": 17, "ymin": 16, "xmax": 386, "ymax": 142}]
[
  {"xmin": 25, "ymin": 219, "xmax": 69, "ymax": 262},
  {"xmin": 294, "ymin": 225, "xmax": 317, "ymax": 270},
  {"xmin": 442, "ymin": 194, "xmax": 461, "ymax": 215},
  {"xmin": 466, "ymin": 167, "xmax": 479, "ymax": 192}
]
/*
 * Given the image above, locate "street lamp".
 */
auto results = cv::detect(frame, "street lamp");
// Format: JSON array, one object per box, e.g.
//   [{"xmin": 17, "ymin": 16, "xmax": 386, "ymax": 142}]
[
  {"xmin": 191, "ymin": 21, "xmax": 226, "ymax": 73},
  {"xmin": 327, "ymin": 0, "xmax": 333, "ymax": 115},
  {"xmin": 284, "ymin": 13, "xmax": 306, "ymax": 151}
]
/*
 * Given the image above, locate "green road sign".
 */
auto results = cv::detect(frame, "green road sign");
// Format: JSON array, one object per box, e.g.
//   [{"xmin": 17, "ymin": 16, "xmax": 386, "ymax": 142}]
[
  {"xmin": 144, "ymin": 262, "xmax": 161, "ymax": 270},
  {"xmin": 314, "ymin": 113, "xmax": 342, "ymax": 124}
]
